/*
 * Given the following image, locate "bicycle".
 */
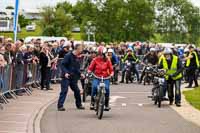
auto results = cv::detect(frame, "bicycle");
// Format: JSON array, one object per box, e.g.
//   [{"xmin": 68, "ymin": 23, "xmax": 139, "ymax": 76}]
[{"xmin": 93, "ymin": 74, "xmax": 110, "ymax": 120}]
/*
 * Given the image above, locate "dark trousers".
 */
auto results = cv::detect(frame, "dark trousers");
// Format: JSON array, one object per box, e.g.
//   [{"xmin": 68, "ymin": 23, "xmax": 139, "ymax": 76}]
[
  {"xmin": 40, "ymin": 67, "xmax": 51, "ymax": 89},
  {"xmin": 140, "ymin": 67, "xmax": 146, "ymax": 82},
  {"xmin": 80, "ymin": 78, "xmax": 85, "ymax": 90},
  {"xmin": 113, "ymin": 67, "xmax": 119, "ymax": 82},
  {"xmin": 167, "ymin": 79, "xmax": 181, "ymax": 104},
  {"xmin": 187, "ymin": 68, "xmax": 198, "ymax": 87},
  {"xmin": 132, "ymin": 66, "xmax": 140, "ymax": 81},
  {"xmin": 57, "ymin": 78, "xmax": 82, "ymax": 108}
]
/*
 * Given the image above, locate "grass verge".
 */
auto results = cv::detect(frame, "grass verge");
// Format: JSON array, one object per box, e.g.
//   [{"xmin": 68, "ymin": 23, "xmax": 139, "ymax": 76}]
[{"xmin": 183, "ymin": 88, "xmax": 200, "ymax": 110}]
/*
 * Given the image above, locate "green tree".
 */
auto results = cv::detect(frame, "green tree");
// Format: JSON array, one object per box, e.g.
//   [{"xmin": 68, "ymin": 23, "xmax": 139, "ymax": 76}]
[
  {"xmin": 94, "ymin": 0, "xmax": 155, "ymax": 42},
  {"xmin": 154, "ymin": 0, "xmax": 200, "ymax": 44},
  {"xmin": 18, "ymin": 15, "xmax": 30, "ymax": 28},
  {"xmin": 39, "ymin": 6, "xmax": 74, "ymax": 37},
  {"xmin": 56, "ymin": 1, "xmax": 72, "ymax": 13}
]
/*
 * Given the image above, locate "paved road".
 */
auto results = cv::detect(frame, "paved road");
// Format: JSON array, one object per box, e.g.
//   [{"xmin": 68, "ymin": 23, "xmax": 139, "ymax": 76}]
[{"xmin": 41, "ymin": 83, "xmax": 200, "ymax": 133}]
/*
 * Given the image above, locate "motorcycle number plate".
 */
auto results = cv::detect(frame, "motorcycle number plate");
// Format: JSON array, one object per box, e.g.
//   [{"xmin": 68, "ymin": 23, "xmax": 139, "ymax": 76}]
[
  {"xmin": 159, "ymin": 78, "xmax": 165, "ymax": 84},
  {"xmin": 99, "ymin": 83, "xmax": 105, "ymax": 88}
]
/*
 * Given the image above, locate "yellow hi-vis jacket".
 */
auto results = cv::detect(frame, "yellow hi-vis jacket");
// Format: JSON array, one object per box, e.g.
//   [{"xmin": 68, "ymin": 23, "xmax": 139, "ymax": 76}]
[
  {"xmin": 186, "ymin": 51, "xmax": 200, "ymax": 68},
  {"xmin": 160, "ymin": 55, "xmax": 182, "ymax": 80}
]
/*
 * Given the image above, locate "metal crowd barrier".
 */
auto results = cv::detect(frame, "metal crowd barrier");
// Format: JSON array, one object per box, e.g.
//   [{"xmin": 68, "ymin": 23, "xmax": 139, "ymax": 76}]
[
  {"xmin": 51, "ymin": 58, "xmax": 63, "ymax": 83},
  {"xmin": 0, "ymin": 63, "xmax": 41, "ymax": 109}
]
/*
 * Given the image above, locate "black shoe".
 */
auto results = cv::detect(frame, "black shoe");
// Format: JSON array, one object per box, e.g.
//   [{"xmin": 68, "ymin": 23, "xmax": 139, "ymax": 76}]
[
  {"xmin": 32, "ymin": 84, "xmax": 38, "ymax": 88},
  {"xmin": 77, "ymin": 106, "xmax": 85, "ymax": 110},
  {"xmin": 193, "ymin": 85, "xmax": 199, "ymax": 88},
  {"xmin": 104, "ymin": 96, "xmax": 110, "ymax": 111},
  {"xmin": 185, "ymin": 86, "xmax": 193, "ymax": 88},
  {"xmin": 58, "ymin": 107, "xmax": 66, "ymax": 111},
  {"xmin": 162, "ymin": 97, "xmax": 169, "ymax": 101},
  {"xmin": 113, "ymin": 82, "xmax": 118, "ymax": 85},
  {"xmin": 176, "ymin": 103, "xmax": 181, "ymax": 107},
  {"xmin": 16, "ymin": 92, "xmax": 23, "ymax": 96},
  {"xmin": 169, "ymin": 101, "xmax": 173, "ymax": 105},
  {"xmin": 120, "ymin": 81, "xmax": 124, "ymax": 83},
  {"xmin": 5, "ymin": 94, "xmax": 12, "ymax": 99},
  {"xmin": 104, "ymin": 106, "xmax": 111, "ymax": 111},
  {"xmin": 47, "ymin": 88, "xmax": 53, "ymax": 90},
  {"xmin": 90, "ymin": 104, "xmax": 95, "ymax": 110}
]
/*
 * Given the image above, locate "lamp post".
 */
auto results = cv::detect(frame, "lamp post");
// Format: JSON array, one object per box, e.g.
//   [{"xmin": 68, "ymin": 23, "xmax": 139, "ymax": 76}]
[{"xmin": 85, "ymin": 21, "xmax": 96, "ymax": 42}]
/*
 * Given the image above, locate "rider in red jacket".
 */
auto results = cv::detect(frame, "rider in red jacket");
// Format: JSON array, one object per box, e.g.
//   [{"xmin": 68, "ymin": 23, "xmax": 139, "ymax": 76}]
[
  {"xmin": 88, "ymin": 46, "xmax": 113, "ymax": 111},
  {"xmin": 88, "ymin": 55, "xmax": 113, "ymax": 77}
]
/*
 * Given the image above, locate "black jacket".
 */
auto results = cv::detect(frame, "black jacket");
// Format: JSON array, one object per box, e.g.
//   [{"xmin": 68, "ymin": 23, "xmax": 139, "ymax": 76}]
[{"xmin": 39, "ymin": 52, "xmax": 48, "ymax": 68}]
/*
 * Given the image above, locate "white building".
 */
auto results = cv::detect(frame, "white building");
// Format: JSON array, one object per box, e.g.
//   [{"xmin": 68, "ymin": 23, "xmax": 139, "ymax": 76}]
[
  {"xmin": 0, "ymin": 9, "xmax": 15, "ymax": 32},
  {"xmin": 21, "ymin": 9, "xmax": 41, "ymax": 20},
  {"xmin": 0, "ymin": 8, "xmax": 41, "ymax": 32}
]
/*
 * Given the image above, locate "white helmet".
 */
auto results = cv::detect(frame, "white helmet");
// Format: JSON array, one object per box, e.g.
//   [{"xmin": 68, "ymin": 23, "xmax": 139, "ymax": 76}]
[
  {"xmin": 150, "ymin": 48, "xmax": 156, "ymax": 52},
  {"xmin": 163, "ymin": 48, "xmax": 172, "ymax": 54},
  {"xmin": 90, "ymin": 46, "xmax": 96, "ymax": 51},
  {"xmin": 184, "ymin": 48, "xmax": 189, "ymax": 53},
  {"xmin": 108, "ymin": 48, "xmax": 114, "ymax": 53}
]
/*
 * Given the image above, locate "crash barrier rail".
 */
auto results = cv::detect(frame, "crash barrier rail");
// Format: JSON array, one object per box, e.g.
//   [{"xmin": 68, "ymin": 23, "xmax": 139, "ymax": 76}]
[
  {"xmin": 51, "ymin": 58, "xmax": 63, "ymax": 83},
  {"xmin": 0, "ymin": 58, "xmax": 65, "ymax": 110},
  {"xmin": 0, "ymin": 63, "xmax": 41, "ymax": 109}
]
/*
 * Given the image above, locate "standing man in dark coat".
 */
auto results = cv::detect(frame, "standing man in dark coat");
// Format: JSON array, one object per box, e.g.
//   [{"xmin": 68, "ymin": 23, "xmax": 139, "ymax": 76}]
[{"xmin": 57, "ymin": 43, "xmax": 85, "ymax": 111}]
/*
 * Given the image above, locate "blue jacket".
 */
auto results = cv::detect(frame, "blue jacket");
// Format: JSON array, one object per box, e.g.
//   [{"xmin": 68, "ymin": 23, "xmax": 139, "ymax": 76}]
[
  {"xmin": 111, "ymin": 53, "xmax": 119, "ymax": 65},
  {"xmin": 61, "ymin": 52, "xmax": 81, "ymax": 80}
]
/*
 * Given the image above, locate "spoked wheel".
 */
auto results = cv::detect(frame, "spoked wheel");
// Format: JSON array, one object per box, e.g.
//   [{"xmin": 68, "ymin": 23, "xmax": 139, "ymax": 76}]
[
  {"xmin": 0, "ymin": 104, "xmax": 3, "ymax": 110},
  {"xmin": 158, "ymin": 87, "xmax": 163, "ymax": 108},
  {"xmin": 97, "ymin": 93, "xmax": 105, "ymax": 120},
  {"xmin": 154, "ymin": 88, "xmax": 159, "ymax": 105},
  {"xmin": 95, "ymin": 97, "xmax": 99, "ymax": 116},
  {"xmin": 154, "ymin": 97, "xmax": 158, "ymax": 105},
  {"xmin": 82, "ymin": 90, "xmax": 86, "ymax": 103},
  {"xmin": 143, "ymin": 76, "xmax": 147, "ymax": 85},
  {"xmin": 125, "ymin": 71, "xmax": 129, "ymax": 84},
  {"xmin": 133, "ymin": 75, "xmax": 137, "ymax": 81},
  {"xmin": 82, "ymin": 84, "xmax": 88, "ymax": 103}
]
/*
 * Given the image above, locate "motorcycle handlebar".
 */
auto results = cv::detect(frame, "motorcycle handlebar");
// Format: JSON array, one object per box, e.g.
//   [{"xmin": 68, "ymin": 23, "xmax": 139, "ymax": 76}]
[{"xmin": 92, "ymin": 73, "xmax": 111, "ymax": 80}]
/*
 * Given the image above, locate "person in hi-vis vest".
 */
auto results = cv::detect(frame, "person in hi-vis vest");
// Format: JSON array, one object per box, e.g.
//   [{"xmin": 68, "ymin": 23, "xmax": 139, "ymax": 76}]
[
  {"xmin": 184, "ymin": 45, "xmax": 200, "ymax": 88},
  {"xmin": 159, "ymin": 48, "xmax": 183, "ymax": 107}
]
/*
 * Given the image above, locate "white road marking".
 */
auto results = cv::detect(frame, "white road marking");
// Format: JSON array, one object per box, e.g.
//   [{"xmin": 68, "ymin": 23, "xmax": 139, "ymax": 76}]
[
  {"xmin": 122, "ymin": 103, "xmax": 127, "ymax": 107},
  {"xmin": 0, "ymin": 131, "xmax": 26, "ymax": 133},
  {"xmin": 138, "ymin": 103, "xmax": 143, "ymax": 107},
  {"xmin": 110, "ymin": 96, "xmax": 126, "ymax": 103},
  {"xmin": 0, "ymin": 121, "xmax": 26, "ymax": 124}
]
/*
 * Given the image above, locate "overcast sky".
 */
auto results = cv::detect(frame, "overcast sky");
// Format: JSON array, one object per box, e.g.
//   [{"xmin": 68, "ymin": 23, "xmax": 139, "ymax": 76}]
[{"xmin": 0, "ymin": 0, "xmax": 200, "ymax": 10}]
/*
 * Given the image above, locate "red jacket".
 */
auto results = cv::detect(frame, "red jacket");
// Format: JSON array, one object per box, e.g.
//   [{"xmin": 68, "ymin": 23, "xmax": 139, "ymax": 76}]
[{"xmin": 88, "ymin": 56, "xmax": 113, "ymax": 78}]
